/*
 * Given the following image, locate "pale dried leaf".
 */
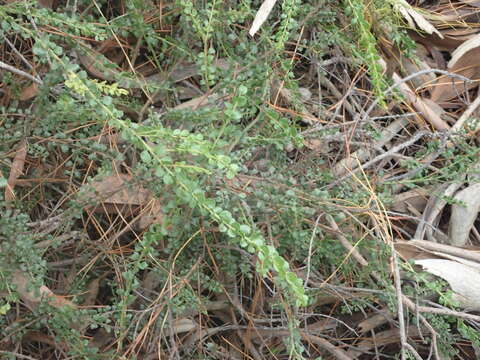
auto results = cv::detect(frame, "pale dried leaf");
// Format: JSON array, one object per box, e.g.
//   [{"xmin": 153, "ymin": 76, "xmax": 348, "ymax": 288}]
[
  {"xmin": 394, "ymin": 0, "xmax": 443, "ymax": 38},
  {"xmin": 449, "ymin": 33, "xmax": 480, "ymax": 68},
  {"xmin": 406, "ymin": 8, "xmax": 443, "ymax": 38},
  {"xmin": 81, "ymin": 174, "xmax": 163, "ymax": 228},
  {"xmin": 12, "ymin": 271, "xmax": 75, "ymax": 310},
  {"xmin": 431, "ymin": 47, "xmax": 480, "ymax": 102},
  {"xmin": 415, "ymin": 259, "xmax": 480, "ymax": 311},
  {"xmin": 397, "ymin": 5, "xmax": 415, "ymax": 28},
  {"xmin": 249, "ymin": 0, "xmax": 278, "ymax": 36},
  {"xmin": 5, "ymin": 139, "xmax": 27, "ymax": 201},
  {"xmin": 171, "ymin": 318, "xmax": 197, "ymax": 334},
  {"xmin": 403, "ymin": 239, "xmax": 480, "ymax": 264},
  {"xmin": 396, "ymin": 241, "xmax": 480, "ymax": 270},
  {"xmin": 393, "ymin": 73, "xmax": 450, "ymax": 130},
  {"xmin": 459, "ymin": 0, "xmax": 480, "ymax": 7},
  {"xmin": 449, "ymin": 183, "xmax": 480, "ymax": 246},
  {"xmin": 83, "ymin": 174, "xmax": 151, "ymax": 207},
  {"xmin": 391, "ymin": 187, "xmax": 430, "ymax": 213}
]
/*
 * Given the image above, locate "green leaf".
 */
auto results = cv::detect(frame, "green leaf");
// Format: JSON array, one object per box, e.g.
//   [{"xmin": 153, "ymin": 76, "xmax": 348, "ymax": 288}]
[
  {"xmin": 140, "ymin": 150, "xmax": 152, "ymax": 163},
  {"xmin": 239, "ymin": 224, "xmax": 251, "ymax": 235},
  {"xmin": 0, "ymin": 302, "xmax": 10, "ymax": 315},
  {"xmin": 238, "ymin": 85, "xmax": 248, "ymax": 95}
]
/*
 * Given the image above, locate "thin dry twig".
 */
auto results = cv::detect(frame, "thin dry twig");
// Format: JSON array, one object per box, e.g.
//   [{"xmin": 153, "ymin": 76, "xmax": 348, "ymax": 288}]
[
  {"xmin": 361, "ymin": 69, "xmax": 472, "ymax": 124},
  {"xmin": 0, "ymin": 60, "xmax": 43, "ymax": 85},
  {"xmin": 333, "ymin": 130, "xmax": 429, "ymax": 185}
]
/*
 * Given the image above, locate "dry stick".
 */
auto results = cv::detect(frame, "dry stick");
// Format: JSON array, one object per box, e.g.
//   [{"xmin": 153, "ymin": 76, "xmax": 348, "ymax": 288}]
[
  {"xmin": 333, "ymin": 116, "xmax": 409, "ymax": 176},
  {"xmin": 326, "ymin": 216, "xmax": 371, "ymax": 268},
  {"xmin": 0, "ymin": 60, "xmax": 43, "ymax": 85},
  {"xmin": 319, "ymin": 74, "xmax": 359, "ymax": 120},
  {"xmin": 334, "ymin": 69, "xmax": 472, "ymax": 177},
  {"xmin": 408, "ymin": 239, "xmax": 480, "ymax": 263},
  {"xmin": 405, "ymin": 297, "xmax": 480, "ymax": 323},
  {"xmin": 371, "ymin": 206, "xmax": 422, "ymax": 359},
  {"xmin": 381, "ymin": 148, "xmax": 443, "ymax": 184},
  {"xmin": 3, "ymin": 35, "xmax": 34, "ymax": 71},
  {"xmin": 360, "ymin": 69, "xmax": 472, "ymax": 125},
  {"xmin": 404, "ymin": 343, "xmax": 424, "ymax": 360},
  {"xmin": 413, "ymin": 182, "xmax": 462, "ymax": 241},
  {"xmin": 332, "ymin": 130, "xmax": 429, "ymax": 186},
  {"xmin": 451, "ymin": 88, "xmax": 480, "ymax": 133},
  {"xmin": 305, "ymin": 214, "xmax": 321, "ymax": 285},
  {"xmin": 391, "ymin": 241, "xmax": 420, "ymax": 360},
  {"xmin": 402, "ymin": 296, "xmax": 442, "ymax": 360},
  {"xmin": 299, "ymin": 332, "xmax": 352, "ymax": 360},
  {"xmin": 0, "ymin": 351, "xmax": 39, "ymax": 360},
  {"xmin": 185, "ymin": 325, "xmax": 353, "ymax": 360}
]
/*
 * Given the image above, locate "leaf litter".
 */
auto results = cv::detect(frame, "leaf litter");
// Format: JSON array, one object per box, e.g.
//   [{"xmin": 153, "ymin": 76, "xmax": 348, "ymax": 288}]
[{"xmin": 1, "ymin": 0, "xmax": 480, "ymax": 359}]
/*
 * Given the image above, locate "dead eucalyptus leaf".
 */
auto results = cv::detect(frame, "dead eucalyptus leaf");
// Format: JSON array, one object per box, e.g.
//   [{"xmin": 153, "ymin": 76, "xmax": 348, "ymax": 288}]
[
  {"xmin": 431, "ymin": 47, "xmax": 480, "ymax": 103},
  {"xmin": 249, "ymin": 0, "xmax": 278, "ymax": 36},
  {"xmin": 459, "ymin": 0, "xmax": 480, "ymax": 7},
  {"xmin": 449, "ymin": 33, "xmax": 480, "ymax": 68},
  {"xmin": 5, "ymin": 139, "xmax": 27, "ymax": 201},
  {"xmin": 19, "ymin": 82, "xmax": 39, "ymax": 101},
  {"xmin": 11, "ymin": 271, "xmax": 75, "ymax": 310},
  {"xmin": 396, "ymin": 239, "xmax": 480, "ymax": 264},
  {"xmin": 171, "ymin": 318, "xmax": 197, "ymax": 334},
  {"xmin": 449, "ymin": 183, "xmax": 480, "ymax": 246},
  {"xmin": 415, "ymin": 259, "xmax": 480, "ymax": 311},
  {"xmin": 392, "ymin": 73, "xmax": 450, "ymax": 130},
  {"xmin": 394, "ymin": 0, "xmax": 443, "ymax": 38},
  {"xmin": 81, "ymin": 174, "xmax": 163, "ymax": 229}
]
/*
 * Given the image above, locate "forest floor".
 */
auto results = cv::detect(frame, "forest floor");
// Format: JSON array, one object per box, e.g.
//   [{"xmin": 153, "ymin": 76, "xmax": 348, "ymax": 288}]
[{"xmin": 1, "ymin": 0, "xmax": 480, "ymax": 359}]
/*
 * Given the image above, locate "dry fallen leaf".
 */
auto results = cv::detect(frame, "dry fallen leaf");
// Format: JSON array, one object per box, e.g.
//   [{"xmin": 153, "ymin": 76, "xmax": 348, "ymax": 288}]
[
  {"xmin": 171, "ymin": 318, "xmax": 197, "ymax": 334},
  {"xmin": 416, "ymin": 259, "xmax": 480, "ymax": 311},
  {"xmin": 392, "ymin": 73, "xmax": 450, "ymax": 130},
  {"xmin": 449, "ymin": 33, "xmax": 480, "ymax": 68},
  {"xmin": 5, "ymin": 139, "xmax": 27, "ymax": 201},
  {"xmin": 394, "ymin": 0, "xmax": 443, "ymax": 38},
  {"xmin": 431, "ymin": 47, "xmax": 480, "ymax": 103},
  {"xmin": 449, "ymin": 183, "xmax": 480, "ymax": 247},
  {"xmin": 460, "ymin": 0, "xmax": 480, "ymax": 7},
  {"xmin": 249, "ymin": 0, "xmax": 278, "ymax": 36},
  {"xmin": 396, "ymin": 240, "xmax": 480, "ymax": 264},
  {"xmin": 19, "ymin": 82, "xmax": 39, "ymax": 101},
  {"xmin": 81, "ymin": 174, "xmax": 163, "ymax": 229},
  {"xmin": 11, "ymin": 271, "xmax": 75, "ymax": 310},
  {"xmin": 391, "ymin": 186, "xmax": 430, "ymax": 214}
]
